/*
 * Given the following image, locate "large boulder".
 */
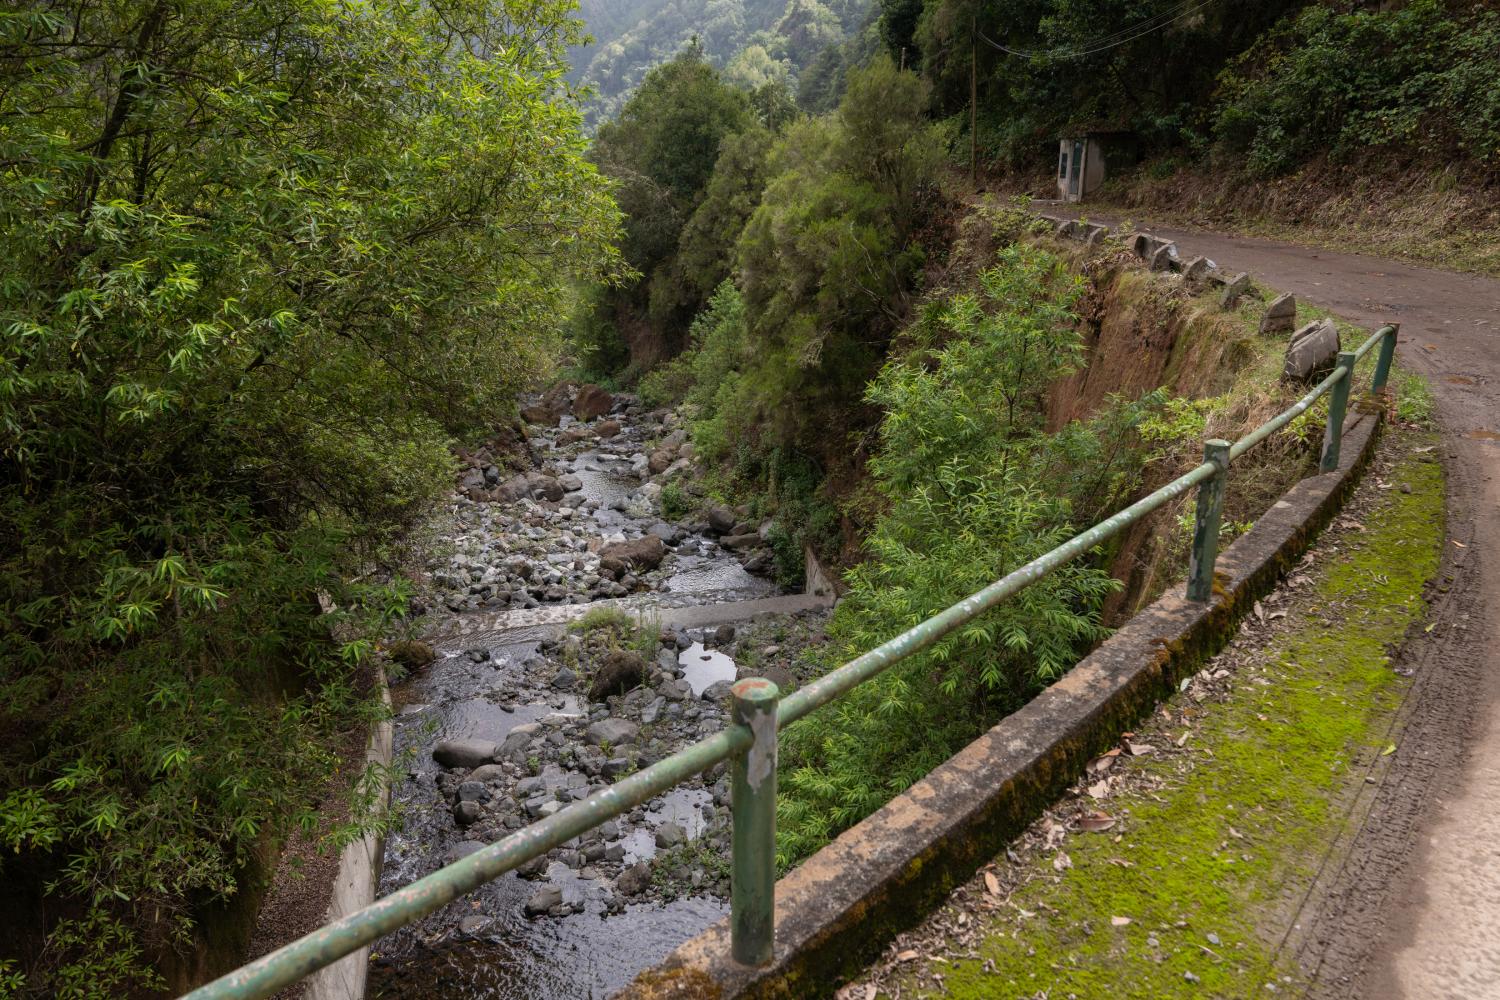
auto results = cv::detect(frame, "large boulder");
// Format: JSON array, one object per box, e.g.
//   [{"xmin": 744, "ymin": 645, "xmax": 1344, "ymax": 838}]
[
  {"xmin": 586, "ymin": 718, "xmax": 640, "ymax": 748},
  {"xmin": 597, "ymin": 419, "xmax": 622, "ymax": 439},
  {"xmin": 599, "ymin": 535, "xmax": 666, "ymax": 571},
  {"xmin": 527, "ymin": 473, "xmax": 565, "ymax": 502},
  {"xmin": 433, "ymin": 739, "xmax": 498, "ymax": 768},
  {"xmin": 588, "ymin": 650, "xmax": 648, "ymax": 701},
  {"xmin": 1283, "ymin": 319, "xmax": 1340, "ymax": 382},
  {"xmin": 386, "ymin": 639, "xmax": 435, "ymax": 671},
  {"xmin": 705, "ymin": 506, "xmax": 736, "ymax": 534},
  {"xmin": 572, "ymin": 384, "xmax": 614, "ymax": 421},
  {"xmin": 522, "ymin": 382, "xmax": 575, "ymax": 426},
  {"xmin": 720, "ymin": 533, "xmax": 761, "ymax": 551}
]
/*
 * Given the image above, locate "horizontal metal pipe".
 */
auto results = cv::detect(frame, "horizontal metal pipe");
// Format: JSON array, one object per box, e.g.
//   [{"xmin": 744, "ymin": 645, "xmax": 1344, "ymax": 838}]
[
  {"xmin": 183, "ymin": 320, "xmax": 1397, "ymax": 1000},
  {"xmin": 181, "ymin": 726, "xmax": 751, "ymax": 1000},
  {"xmin": 777, "ymin": 460, "xmax": 1218, "ymax": 726}
]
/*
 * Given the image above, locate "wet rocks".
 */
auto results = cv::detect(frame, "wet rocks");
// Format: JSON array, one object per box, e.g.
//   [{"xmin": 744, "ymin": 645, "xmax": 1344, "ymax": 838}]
[
  {"xmin": 443, "ymin": 840, "xmax": 486, "ymax": 865},
  {"xmin": 654, "ymin": 822, "xmax": 687, "ymax": 848},
  {"xmin": 705, "ymin": 506, "xmax": 736, "ymax": 534},
  {"xmin": 597, "ymin": 419, "xmax": 621, "ymax": 438},
  {"xmin": 720, "ymin": 533, "xmax": 760, "ymax": 550},
  {"xmin": 572, "ymin": 384, "xmax": 614, "ymax": 421},
  {"xmin": 433, "ymin": 739, "xmax": 498, "ymax": 768},
  {"xmin": 599, "ymin": 534, "xmax": 666, "ymax": 572},
  {"xmin": 524, "ymin": 885, "xmax": 563, "ymax": 917},
  {"xmin": 453, "ymin": 801, "xmax": 483, "ymax": 825},
  {"xmin": 587, "ymin": 649, "xmax": 648, "ymax": 701},
  {"xmin": 616, "ymin": 862, "xmax": 652, "ymax": 896},
  {"xmin": 387, "ymin": 639, "xmax": 435, "ymax": 670},
  {"xmin": 586, "ymin": 718, "xmax": 639, "ymax": 747}
]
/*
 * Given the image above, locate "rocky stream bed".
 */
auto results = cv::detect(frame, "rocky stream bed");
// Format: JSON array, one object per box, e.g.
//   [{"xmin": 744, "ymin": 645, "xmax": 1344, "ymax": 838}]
[{"xmin": 365, "ymin": 387, "xmax": 832, "ymax": 999}]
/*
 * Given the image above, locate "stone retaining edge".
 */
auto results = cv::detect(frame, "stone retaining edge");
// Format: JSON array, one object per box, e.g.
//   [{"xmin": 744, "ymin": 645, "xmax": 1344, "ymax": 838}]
[
  {"xmin": 618, "ymin": 406, "xmax": 1384, "ymax": 1000},
  {"xmin": 306, "ymin": 678, "xmax": 393, "ymax": 1000}
]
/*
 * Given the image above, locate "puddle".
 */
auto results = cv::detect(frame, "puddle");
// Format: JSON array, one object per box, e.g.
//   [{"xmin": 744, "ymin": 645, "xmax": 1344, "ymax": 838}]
[
  {"xmin": 1467, "ymin": 428, "xmax": 1500, "ymax": 441},
  {"xmin": 678, "ymin": 643, "xmax": 737, "ymax": 697}
]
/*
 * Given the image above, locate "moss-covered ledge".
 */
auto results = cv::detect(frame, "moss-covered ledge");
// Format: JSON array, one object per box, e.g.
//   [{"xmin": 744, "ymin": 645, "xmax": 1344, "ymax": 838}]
[{"xmin": 617, "ymin": 409, "xmax": 1383, "ymax": 1000}]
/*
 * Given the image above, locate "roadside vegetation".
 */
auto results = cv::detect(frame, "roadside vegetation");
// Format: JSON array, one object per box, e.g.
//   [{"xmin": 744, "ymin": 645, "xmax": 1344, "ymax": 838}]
[
  {"xmin": 0, "ymin": 1, "xmax": 617, "ymax": 993},
  {"xmin": 872, "ymin": 426, "xmax": 1444, "ymax": 998}
]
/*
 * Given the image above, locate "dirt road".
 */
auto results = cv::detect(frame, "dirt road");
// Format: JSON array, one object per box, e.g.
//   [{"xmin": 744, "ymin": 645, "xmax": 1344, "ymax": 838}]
[{"xmin": 1049, "ymin": 210, "xmax": 1500, "ymax": 999}]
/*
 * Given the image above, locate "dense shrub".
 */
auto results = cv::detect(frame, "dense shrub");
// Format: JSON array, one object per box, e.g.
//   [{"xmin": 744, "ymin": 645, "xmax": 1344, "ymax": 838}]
[
  {"xmin": 1214, "ymin": 0, "xmax": 1500, "ymax": 177},
  {"xmin": 0, "ymin": 0, "xmax": 616, "ymax": 990},
  {"xmin": 776, "ymin": 245, "xmax": 1161, "ymax": 865}
]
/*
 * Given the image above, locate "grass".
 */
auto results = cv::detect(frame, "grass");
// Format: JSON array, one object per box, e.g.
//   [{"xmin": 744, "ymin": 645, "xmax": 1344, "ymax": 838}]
[{"xmin": 885, "ymin": 428, "xmax": 1444, "ymax": 999}]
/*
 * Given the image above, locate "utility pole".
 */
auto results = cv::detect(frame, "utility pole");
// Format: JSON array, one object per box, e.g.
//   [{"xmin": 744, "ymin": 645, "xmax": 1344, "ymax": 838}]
[{"xmin": 970, "ymin": 13, "xmax": 978, "ymax": 185}]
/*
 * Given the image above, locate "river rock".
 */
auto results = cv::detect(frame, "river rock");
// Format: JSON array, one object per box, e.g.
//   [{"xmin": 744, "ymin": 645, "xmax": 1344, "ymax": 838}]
[
  {"xmin": 599, "ymin": 535, "xmax": 666, "ymax": 571},
  {"xmin": 720, "ymin": 533, "xmax": 760, "ymax": 551},
  {"xmin": 655, "ymin": 822, "xmax": 687, "ymax": 848},
  {"xmin": 648, "ymin": 522, "xmax": 683, "ymax": 544},
  {"xmin": 528, "ymin": 473, "xmax": 565, "ymax": 502},
  {"xmin": 616, "ymin": 862, "xmax": 652, "ymax": 896},
  {"xmin": 586, "ymin": 718, "xmax": 639, "ymax": 747},
  {"xmin": 453, "ymin": 800, "xmax": 482, "ymax": 826},
  {"xmin": 434, "ymin": 739, "xmax": 498, "ymax": 768},
  {"xmin": 500, "ymin": 723, "xmax": 542, "ymax": 756},
  {"xmin": 647, "ymin": 449, "xmax": 674, "ymax": 475},
  {"xmin": 713, "ymin": 624, "xmax": 735, "ymax": 644},
  {"xmin": 572, "ymin": 384, "xmax": 614, "ymax": 421},
  {"xmin": 456, "ymin": 781, "xmax": 490, "ymax": 803},
  {"xmin": 597, "ymin": 419, "xmax": 622, "ymax": 438},
  {"xmin": 443, "ymin": 840, "xmax": 486, "ymax": 865},
  {"xmin": 467, "ymin": 764, "xmax": 507, "ymax": 783},
  {"xmin": 705, "ymin": 506, "xmax": 736, "ymax": 534},
  {"xmin": 551, "ymin": 666, "xmax": 577, "ymax": 690},
  {"xmin": 386, "ymin": 639, "xmax": 435, "ymax": 670},
  {"xmin": 701, "ymin": 679, "xmax": 734, "ymax": 702},
  {"xmin": 524, "ymin": 885, "xmax": 563, "ymax": 917},
  {"xmin": 588, "ymin": 650, "xmax": 648, "ymax": 701},
  {"xmin": 1260, "ymin": 292, "xmax": 1297, "ymax": 334}
]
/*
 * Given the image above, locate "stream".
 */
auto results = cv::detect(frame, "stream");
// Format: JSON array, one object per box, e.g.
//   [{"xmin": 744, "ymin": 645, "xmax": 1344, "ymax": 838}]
[{"xmin": 366, "ymin": 390, "xmax": 817, "ymax": 999}]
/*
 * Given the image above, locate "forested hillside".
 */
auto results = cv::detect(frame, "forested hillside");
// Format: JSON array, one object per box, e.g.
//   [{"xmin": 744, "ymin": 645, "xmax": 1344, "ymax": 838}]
[{"xmin": 566, "ymin": 0, "xmax": 875, "ymax": 126}]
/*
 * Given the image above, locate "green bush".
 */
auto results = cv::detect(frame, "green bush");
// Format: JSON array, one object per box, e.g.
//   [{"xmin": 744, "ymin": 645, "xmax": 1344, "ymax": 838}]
[
  {"xmin": 776, "ymin": 245, "xmax": 1161, "ymax": 866},
  {"xmin": 1214, "ymin": 0, "xmax": 1500, "ymax": 176},
  {"xmin": 0, "ymin": 0, "xmax": 617, "ymax": 987}
]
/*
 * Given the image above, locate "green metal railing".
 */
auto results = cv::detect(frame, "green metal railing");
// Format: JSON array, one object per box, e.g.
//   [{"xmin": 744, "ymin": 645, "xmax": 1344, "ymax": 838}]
[{"xmin": 182, "ymin": 324, "xmax": 1400, "ymax": 1000}]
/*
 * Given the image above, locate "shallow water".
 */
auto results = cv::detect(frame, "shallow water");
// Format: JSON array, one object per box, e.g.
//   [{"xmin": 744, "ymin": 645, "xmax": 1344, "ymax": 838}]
[{"xmin": 678, "ymin": 643, "xmax": 737, "ymax": 697}]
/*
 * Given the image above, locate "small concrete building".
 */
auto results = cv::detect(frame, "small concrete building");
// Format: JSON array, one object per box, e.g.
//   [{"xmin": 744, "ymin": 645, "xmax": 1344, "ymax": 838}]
[{"xmin": 1055, "ymin": 130, "xmax": 1138, "ymax": 202}]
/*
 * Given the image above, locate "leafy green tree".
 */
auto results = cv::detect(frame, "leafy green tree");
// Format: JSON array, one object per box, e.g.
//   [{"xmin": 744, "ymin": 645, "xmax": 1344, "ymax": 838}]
[
  {"xmin": 592, "ymin": 47, "xmax": 754, "ymax": 358},
  {"xmin": 0, "ymin": 0, "xmax": 617, "ymax": 989}
]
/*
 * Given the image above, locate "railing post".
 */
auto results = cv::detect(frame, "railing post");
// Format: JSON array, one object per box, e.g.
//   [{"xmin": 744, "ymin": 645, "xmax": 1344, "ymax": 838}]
[
  {"xmin": 1321, "ymin": 350, "xmax": 1357, "ymax": 472},
  {"xmin": 730, "ymin": 677, "xmax": 780, "ymax": 966},
  {"xmin": 1186, "ymin": 439, "xmax": 1231, "ymax": 602},
  {"xmin": 1372, "ymin": 324, "xmax": 1400, "ymax": 393}
]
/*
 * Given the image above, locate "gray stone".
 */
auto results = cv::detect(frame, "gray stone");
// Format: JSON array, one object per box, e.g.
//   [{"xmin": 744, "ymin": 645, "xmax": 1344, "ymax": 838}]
[
  {"xmin": 701, "ymin": 679, "xmax": 734, "ymax": 702},
  {"xmin": 551, "ymin": 666, "xmax": 577, "ymax": 690},
  {"xmin": 1261, "ymin": 292, "xmax": 1297, "ymax": 334},
  {"xmin": 606, "ymin": 843, "xmax": 627, "ymax": 862},
  {"xmin": 458, "ymin": 914, "xmax": 492, "ymax": 936},
  {"xmin": 616, "ymin": 862, "xmax": 652, "ymax": 896},
  {"xmin": 599, "ymin": 535, "xmax": 666, "ymax": 571},
  {"xmin": 705, "ymin": 506, "xmax": 736, "ymax": 534},
  {"xmin": 602, "ymin": 756, "xmax": 632, "ymax": 777},
  {"xmin": 524, "ymin": 885, "xmax": 563, "ymax": 917},
  {"xmin": 586, "ymin": 718, "xmax": 640, "ymax": 747},
  {"xmin": 1220, "ymin": 272, "xmax": 1251, "ymax": 310},
  {"xmin": 656, "ymin": 647, "xmax": 679, "ymax": 674},
  {"xmin": 456, "ymin": 781, "xmax": 490, "ymax": 803},
  {"xmin": 467, "ymin": 763, "xmax": 507, "ymax": 783},
  {"xmin": 713, "ymin": 624, "xmax": 736, "ymax": 644},
  {"xmin": 559, "ymin": 474, "xmax": 583, "ymax": 492},
  {"xmin": 572, "ymin": 384, "xmax": 613, "ymax": 421},
  {"xmin": 516, "ymin": 856, "xmax": 548, "ymax": 879},
  {"xmin": 1182, "ymin": 256, "xmax": 1209, "ymax": 289},
  {"xmin": 1148, "ymin": 242, "xmax": 1175, "ymax": 272},
  {"xmin": 453, "ymin": 800, "xmax": 483, "ymax": 826},
  {"xmin": 443, "ymin": 840, "xmax": 486, "ymax": 865},
  {"xmin": 500, "ymin": 723, "xmax": 542, "ymax": 756},
  {"xmin": 655, "ymin": 822, "xmax": 687, "ymax": 848},
  {"xmin": 720, "ymin": 533, "xmax": 760, "ymax": 551},
  {"xmin": 433, "ymin": 739, "xmax": 498, "ymax": 769},
  {"xmin": 648, "ymin": 522, "xmax": 683, "ymax": 544},
  {"xmin": 1283, "ymin": 319, "xmax": 1340, "ymax": 382}
]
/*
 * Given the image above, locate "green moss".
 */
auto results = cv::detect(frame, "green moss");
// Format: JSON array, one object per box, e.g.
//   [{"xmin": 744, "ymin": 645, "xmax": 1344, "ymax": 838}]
[{"xmin": 888, "ymin": 433, "xmax": 1443, "ymax": 999}]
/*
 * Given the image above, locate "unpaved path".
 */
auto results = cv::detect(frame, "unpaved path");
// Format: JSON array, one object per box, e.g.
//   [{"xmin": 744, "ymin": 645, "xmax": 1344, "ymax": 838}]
[{"xmin": 1050, "ymin": 210, "xmax": 1500, "ymax": 999}]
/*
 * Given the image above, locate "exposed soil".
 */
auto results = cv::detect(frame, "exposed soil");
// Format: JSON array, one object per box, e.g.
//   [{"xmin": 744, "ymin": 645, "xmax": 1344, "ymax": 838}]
[{"xmin": 1043, "ymin": 208, "xmax": 1500, "ymax": 999}]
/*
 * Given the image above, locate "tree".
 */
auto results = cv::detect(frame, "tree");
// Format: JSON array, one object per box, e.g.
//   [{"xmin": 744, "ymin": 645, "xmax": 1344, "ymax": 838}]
[{"xmin": 0, "ymin": 0, "xmax": 618, "ymax": 989}]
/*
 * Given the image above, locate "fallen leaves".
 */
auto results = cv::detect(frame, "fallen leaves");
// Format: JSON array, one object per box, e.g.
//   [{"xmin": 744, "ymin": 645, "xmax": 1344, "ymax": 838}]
[
  {"xmin": 1111, "ymin": 915, "xmax": 1132, "ymax": 926},
  {"xmin": 1053, "ymin": 850, "xmax": 1073, "ymax": 872},
  {"xmin": 1075, "ymin": 810, "xmax": 1117, "ymax": 833},
  {"xmin": 984, "ymin": 871, "xmax": 1001, "ymax": 896}
]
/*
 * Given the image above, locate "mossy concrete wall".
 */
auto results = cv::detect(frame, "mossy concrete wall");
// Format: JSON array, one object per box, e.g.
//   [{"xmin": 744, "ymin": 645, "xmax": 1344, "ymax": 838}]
[{"xmin": 617, "ymin": 408, "xmax": 1383, "ymax": 1000}]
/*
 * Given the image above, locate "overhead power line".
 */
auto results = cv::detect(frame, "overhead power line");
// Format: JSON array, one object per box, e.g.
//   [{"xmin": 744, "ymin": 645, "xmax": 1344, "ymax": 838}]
[{"xmin": 977, "ymin": 0, "xmax": 1217, "ymax": 61}]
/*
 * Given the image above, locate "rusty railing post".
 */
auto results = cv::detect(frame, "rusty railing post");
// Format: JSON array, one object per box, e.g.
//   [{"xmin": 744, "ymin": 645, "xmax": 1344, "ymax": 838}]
[
  {"xmin": 1186, "ymin": 439, "xmax": 1231, "ymax": 601},
  {"xmin": 1321, "ymin": 350, "xmax": 1357, "ymax": 472},
  {"xmin": 730, "ymin": 677, "xmax": 780, "ymax": 966}
]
